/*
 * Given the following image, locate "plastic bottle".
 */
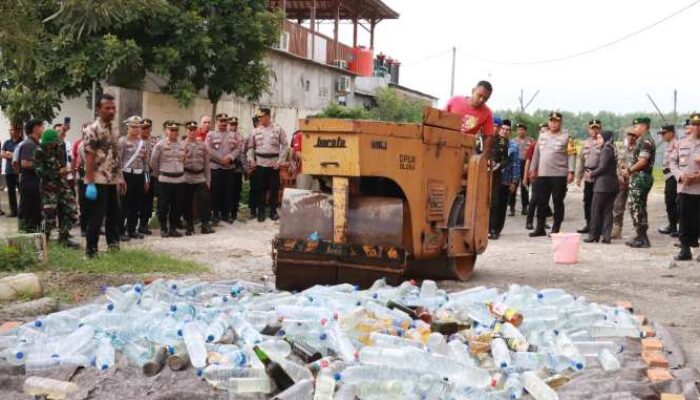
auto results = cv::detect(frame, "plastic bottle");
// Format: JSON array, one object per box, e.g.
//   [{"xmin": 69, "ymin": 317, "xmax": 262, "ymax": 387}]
[
  {"xmin": 554, "ymin": 332, "xmax": 585, "ymax": 370},
  {"xmin": 499, "ymin": 323, "xmax": 529, "ymax": 352},
  {"xmin": 426, "ymin": 332, "xmax": 449, "ymax": 355},
  {"xmin": 95, "ymin": 338, "xmax": 115, "ymax": 370},
  {"xmin": 504, "ymin": 373, "xmax": 524, "ymax": 399},
  {"xmin": 205, "ymin": 314, "xmax": 230, "ymax": 343},
  {"xmin": 182, "ymin": 322, "xmax": 207, "ymax": 368},
  {"xmin": 574, "ymin": 341, "xmax": 623, "ymax": 356},
  {"xmin": 598, "ymin": 348, "xmax": 621, "ymax": 371},
  {"xmin": 284, "ymin": 337, "xmax": 323, "ymax": 363},
  {"xmin": 33, "ymin": 313, "xmax": 81, "ymax": 336},
  {"xmin": 336, "ymin": 364, "xmax": 423, "ymax": 384},
  {"xmin": 353, "ymin": 380, "xmax": 412, "ymax": 399},
  {"xmin": 589, "ymin": 323, "xmax": 641, "ymax": 338},
  {"xmin": 231, "ymin": 314, "xmax": 263, "ymax": 345},
  {"xmin": 23, "ymin": 376, "xmax": 79, "ymax": 399},
  {"xmin": 448, "ymin": 339, "xmax": 476, "ymax": 367},
  {"xmin": 419, "ymin": 280, "xmax": 437, "ymax": 299},
  {"xmin": 535, "ymin": 289, "xmax": 567, "ymax": 302},
  {"xmin": 273, "ymin": 378, "xmax": 314, "ymax": 400},
  {"xmin": 511, "ymin": 352, "xmax": 545, "ymax": 371},
  {"xmin": 276, "ymin": 305, "xmax": 334, "ymax": 322},
  {"xmin": 258, "ymin": 339, "xmax": 292, "ymax": 359},
  {"xmin": 491, "ymin": 337, "xmax": 511, "ymax": 369},
  {"xmin": 202, "ymin": 365, "xmax": 267, "ymax": 381},
  {"xmin": 370, "ymin": 332, "xmax": 423, "ymax": 349},
  {"xmin": 276, "ymin": 357, "xmax": 314, "ymax": 383},
  {"xmin": 522, "ymin": 371, "xmax": 558, "ymax": 400},
  {"xmin": 55, "ymin": 325, "xmax": 95, "ymax": 357},
  {"xmin": 330, "ymin": 324, "xmax": 356, "ymax": 363},
  {"xmin": 313, "ymin": 368, "xmax": 336, "ymax": 400},
  {"xmin": 223, "ymin": 377, "xmax": 272, "ymax": 393}
]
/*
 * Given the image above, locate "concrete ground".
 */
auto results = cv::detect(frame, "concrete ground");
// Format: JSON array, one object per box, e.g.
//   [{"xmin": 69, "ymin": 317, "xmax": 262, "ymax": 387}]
[{"xmin": 1, "ymin": 186, "xmax": 698, "ymax": 369}]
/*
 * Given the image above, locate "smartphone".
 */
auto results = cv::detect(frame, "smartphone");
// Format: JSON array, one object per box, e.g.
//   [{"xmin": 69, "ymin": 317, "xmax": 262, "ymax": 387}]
[{"xmin": 64, "ymin": 117, "xmax": 71, "ymax": 127}]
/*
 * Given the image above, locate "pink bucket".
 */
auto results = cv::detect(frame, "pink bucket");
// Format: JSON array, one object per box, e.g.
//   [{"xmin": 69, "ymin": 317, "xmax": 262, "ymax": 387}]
[{"xmin": 550, "ymin": 232, "xmax": 581, "ymax": 264}]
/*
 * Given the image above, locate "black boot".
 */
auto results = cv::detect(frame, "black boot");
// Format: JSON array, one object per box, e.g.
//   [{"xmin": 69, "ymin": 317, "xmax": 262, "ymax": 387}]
[
  {"xmin": 257, "ymin": 210, "xmax": 266, "ymax": 222},
  {"xmin": 120, "ymin": 233, "xmax": 131, "ymax": 242},
  {"xmin": 529, "ymin": 221, "xmax": 547, "ymax": 237},
  {"xmin": 583, "ymin": 237, "xmax": 599, "ymax": 243},
  {"xmin": 525, "ymin": 222, "xmax": 534, "ymax": 230},
  {"xmin": 169, "ymin": 229, "xmax": 183, "ymax": 238},
  {"xmin": 58, "ymin": 234, "xmax": 81, "ymax": 249},
  {"xmin": 628, "ymin": 232, "xmax": 650, "ymax": 248},
  {"xmin": 674, "ymin": 245, "xmax": 692, "ymax": 261},
  {"xmin": 576, "ymin": 225, "xmax": 589, "ymax": 234},
  {"xmin": 201, "ymin": 224, "xmax": 215, "ymax": 234},
  {"xmin": 508, "ymin": 208, "xmax": 515, "ymax": 217},
  {"xmin": 658, "ymin": 225, "xmax": 677, "ymax": 235},
  {"xmin": 160, "ymin": 229, "xmax": 169, "ymax": 238},
  {"xmin": 269, "ymin": 212, "xmax": 279, "ymax": 221},
  {"xmin": 129, "ymin": 231, "xmax": 144, "ymax": 239},
  {"xmin": 185, "ymin": 226, "xmax": 194, "ymax": 236}
]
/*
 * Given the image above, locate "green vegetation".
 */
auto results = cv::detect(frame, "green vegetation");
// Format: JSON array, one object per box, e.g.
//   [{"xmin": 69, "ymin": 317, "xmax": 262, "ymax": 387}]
[
  {"xmin": 0, "ymin": 245, "xmax": 39, "ymax": 272},
  {"xmin": 0, "ymin": 0, "xmax": 279, "ymax": 124},
  {"xmin": 315, "ymin": 87, "xmax": 429, "ymax": 123},
  {"xmin": 43, "ymin": 247, "xmax": 206, "ymax": 275}
]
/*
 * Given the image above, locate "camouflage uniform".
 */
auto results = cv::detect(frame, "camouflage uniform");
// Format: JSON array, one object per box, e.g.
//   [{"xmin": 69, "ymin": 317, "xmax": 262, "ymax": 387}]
[
  {"xmin": 612, "ymin": 139, "xmax": 634, "ymax": 236},
  {"xmin": 627, "ymin": 132, "xmax": 655, "ymax": 245},
  {"xmin": 34, "ymin": 141, "xmax": 78, "ymax": 241}
]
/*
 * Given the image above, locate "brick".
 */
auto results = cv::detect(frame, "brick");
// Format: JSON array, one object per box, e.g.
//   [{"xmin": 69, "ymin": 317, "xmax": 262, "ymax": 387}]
[
  {"xmin": 642, "ymin": 351, "xmax": 669, "ymax": 368},
  {"xmin": 0, "ymin": 321, "xmax": 20, "ymax": 333},
  {"xmin": 633, "ymin": 314, "xmax": 647, "ymax": 325},
  {"xmin": 647, "ymin": 368, "xmax": 673, "ymax": 382},
  {"xmin": 642, "ymin": 337, "xmax": 664, "ymax": 352},
  {"xmin": 660, "ymin": 394, "xmax": 685, "ymax": 400},
  {"xmin": 616, "ymin": 300, "xmax": 634, "ymax": 312},
  {"xmin": 642, "ymin": 325, "xmax": 656, "ymax": 338}
]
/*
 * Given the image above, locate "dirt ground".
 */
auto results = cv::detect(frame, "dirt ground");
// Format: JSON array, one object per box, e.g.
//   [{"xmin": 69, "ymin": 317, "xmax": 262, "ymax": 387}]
[{"xmin": 1, "ymin": 187, "xmax": 699, "ymax": 370}]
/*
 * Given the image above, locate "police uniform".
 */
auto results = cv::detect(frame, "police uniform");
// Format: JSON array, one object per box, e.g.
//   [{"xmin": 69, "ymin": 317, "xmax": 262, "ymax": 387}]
[
  {"xmin": 626, "ymin": 117, "xmax": 656, "ymax": 248},
  {"xmin": 529, "ymin": 112, "xmax": 576, "ymax": 236},
  {"xmin": 248, "ymin": 108, "xmax": 288, "ymax": 221},
  {"xmin": 33, "ymin": 129, "xmax": 79, "ymax": 247},
  {"xmin": 138, "ymin": 118, "xmax": 157, "ymax": 235},
  {"xmin": 118, "ymin": 116, "xmax": 149, "ymax": 240},
  {"xmin": 611, "ymin": 130, "xmax": 636, "ymax": 239},
  {"xmin": 228, "ymin": 117, "xmax": 246, "ymax": 221},
  {"xmin": 205, "ymin": 113, "xmax": 242, "ymax": 224},
  {"xmin": 246, "ymin": 117, "xmax": 260, "ymax": 214},
  {"xmin": 657, "ymin": 125, "xmax": 679, "ymax": 236},
  {"xmin": 84, "ymin": 117, "xmax": 124, "ymax": 257},
  {"xmin": 575, "ymin": 120, "xmax": 602, "ymax": 233},
  {"xmin": 509, "ymin": 123, "xmax": 534, "ymax": 215},
  {"xmin": 183, "ymin": 121, "xmax": 214, "ymax": 235},
  {"xmin": 669, "ymin": 113, "xmax": 700, "ymax": 261},
  {"xmin": 151, "ymin": 121, "xmax": 186, "ymax": 237}
]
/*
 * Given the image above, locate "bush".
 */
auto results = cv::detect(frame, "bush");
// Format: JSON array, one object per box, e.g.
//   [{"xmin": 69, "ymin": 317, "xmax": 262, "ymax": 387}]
[
  {"xmin": 314, "ymin": 88, "xmax": 429, "ymax": 123},
  {"xmin": 0, "ymin": 245, "xmax": 39, "ymax": 272}
]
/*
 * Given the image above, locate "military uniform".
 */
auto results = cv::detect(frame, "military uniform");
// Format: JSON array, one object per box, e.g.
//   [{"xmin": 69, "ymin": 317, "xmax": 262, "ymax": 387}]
[
  {"xmin": 658, "ymin": 125, "xmax": 679, "ymax": 235},
  {"xmin": 33, "ymin": 130, "xmax": 78, "ymax": 246},
  {"xmin": 529, "ymin": 112, "xmax": 576, "ymax": 236},
  {"xmin": 575, "ymin": 120, "xmax": 602, "ymax": 233},
  {"xmin": 151, "ymin": 122, "xmax": 186, "ymax": 237},
  {"xmin": 611, "ymin": 133, "xmax": 635, "ymax": 238},
  {"xmin": 183, "ymin": 121, "xmax": 214, "ymax": 235},
  {"xmin": 626, "ymin": 117, "xmax": 656, "ymax": 248},
  {"xmin": 84, "ymin": 117, "xmax": 124, "ymax": 256},
  {"xmin": 669, "ymin": 113, "xmax": 700, "ymax": 261},
  {"xmin": 509, "ymin": 127, "xmax": 534, "ymax": 215},
  {"xmin": 247, "ymin": 108, "xmax": 287, "ymax": 221},
  {"xmin": 205, "ymin": 113, "xmax": 243, "ymax": 224},
  {"xmin": 118, "ymin": 116, "xmax": 149, "ymax": 239},
  {"xmin": 489, "ymin": 120, "xmax": 508, "ymax": 239}
]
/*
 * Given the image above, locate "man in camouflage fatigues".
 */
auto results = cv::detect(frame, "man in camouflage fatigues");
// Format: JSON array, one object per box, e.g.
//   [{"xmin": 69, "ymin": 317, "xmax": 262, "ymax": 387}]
[
  {"xmin": 611, "ymin": 128, "xmax": 637, "ymax": 239},
  {"xmin": 625, "ymin": 117, "xmax": 656, "ymax": 248},
  {"xmin": 34, "ymin": 129, "xmax": 79, "ymax": 248}
]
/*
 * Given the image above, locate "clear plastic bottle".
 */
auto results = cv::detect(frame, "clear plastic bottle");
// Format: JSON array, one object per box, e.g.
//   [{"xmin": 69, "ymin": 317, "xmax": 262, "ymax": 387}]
[
  {"xmin": 499, "ymin": 323, "xmax": 529, "ymax": 352},
  {"xmin": 598, "ymin": 348, "xmax": 621, "ymax": 371},
  {"xmin": 273, "ymin": 378, "xmax": 314, "ymax": 400},
  {"xmin": 574, "ymin": 341, "xmax": 623, "ymax": 357},
  {"xmin": 182, "ymin": 322, "xmax": 207, "ymax": 368},
  {"xmin": 519, "ymin": 306, "xmax": 559, "ymax": 320},
  {"xmin": 426, "ymin": 332, "xmax": 449, "ymax": 356},
  {"xmin": 223, "ymin": 377, "xmax": 271, "ymax": 393},
  {"xmin": 202, "ymin": 365, "xmax": 267, "ymax": 382},
  {"xmin": 447, "ymin": 286, "xmax": 499, "ymax": 304},
  {"xmin": 105, "ymin": 287, "xmax": 136, "ymax": 312},
  {"xmin": 258, "ymin": 339, "xmax": 292, "ymax": 359},
  {"xmin": 95, "ymin": 338, "xmax": 115, "ymax": 370},
  {"xmin": 522, "ymin": 371, "xmax": 558, "ymax": 400},
  {"xmin": 231, "ymin": 314, "xmax": 263, "ymax": 345},
  {"xmin": 589, "ymin": 323, "xmax": 641, "ymax": 338},
  {"xmin": 313, "ymin": 368, "xmax": 336, "ymax": 400},
  {"xmin": 448, "ymin": 339, "xmax": 476, "ymax": 367},
  {"xmin": 204, "ymin": 314, "xmax": 230, "ymax": 343},
  {"xmin": 336, "ymin": 365, "xmax": 423, "ymax": 384},
  {"xmin": 504, "ymin": 373, "xmax": 524, "ymax": 399},
  {"xmin": 276, "ymin": 305, "xmax": 334, "ymax": 323},
  {"xmin": 419, "ymin": 280, "xmax": 438, "ymax": 299},
  {"xmin": 535, "ymin": 289, "xmax": 567, "ymax": 302},
  {"xmin": 452, "ymin": 302, "xmax": 496, "ymax": 328},
  {"xmin": 55, "ymin": 325, "xmax": 95, "ymax": 357},
  {"xmin": 370, "ymin": 332, "xmax": 423, "ymax": 349},
  {"xmin": 491, "ymin": 337, "xmax": 511, "ymax": 369},
  {"xmin": 511, "ymin": 352, "xmax": 544, "ymax": 371},
  {"xmin": 277, "ymin": 357, "xmax": 314, "ymax": 383},
  {"xmin": 330, "ymin": 324, "xmax": 356, "ymax": 363},
  {"xmin": 33, "ymin": 313, "xmax": 81, "ymax": 336},
  {"xmin": 23, "ymin": 376, "xmax": 79, "ymax": 399},
  {"xmin": 353, "ymin": 380, "xmax": 412, "ymax": 400},
  {"xmin": 554, "ymin": 332, "xmax": 585, "ymax": 370}
]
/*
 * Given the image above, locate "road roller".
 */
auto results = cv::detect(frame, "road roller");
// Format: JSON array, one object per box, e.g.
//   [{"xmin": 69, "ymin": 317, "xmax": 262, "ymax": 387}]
[{"xmin": 273, "ymin": 107, "xmax": 491, "ymax": 290}]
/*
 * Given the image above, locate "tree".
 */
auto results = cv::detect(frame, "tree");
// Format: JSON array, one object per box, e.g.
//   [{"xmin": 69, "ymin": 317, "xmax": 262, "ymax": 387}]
[
  {"xmin": 315, "ymin": 88, "xmax": 429, "ymax": 123},
  {"xmin": 0, "ymin": 0, "xmax": 279, "ymax": 125}
]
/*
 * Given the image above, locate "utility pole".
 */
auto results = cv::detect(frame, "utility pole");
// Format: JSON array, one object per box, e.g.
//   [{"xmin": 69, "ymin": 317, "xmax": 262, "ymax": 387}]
[
  {"xmin": 450, "ymin": 46, "xmax": 456, "ymax": 97},
  {"xmin": 646, "ymin": 93, "xmax": 667, "ymax": 123},
  {"xmin": 673, "ymin": 89, "xmax": 678, "ymax": 124},
  {"xmin": 518, "ymin": 89, "xmax": 540, "ymax": 113},
  {"xmin": 91, "ymin": 81, "xmax": 97, "ymax": 116}
]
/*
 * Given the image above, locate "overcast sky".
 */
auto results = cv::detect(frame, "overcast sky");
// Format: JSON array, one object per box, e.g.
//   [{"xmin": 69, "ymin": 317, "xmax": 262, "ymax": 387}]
[{"xmin": 321, "ymin": 0, "xmax": 700, "ymax": 114}]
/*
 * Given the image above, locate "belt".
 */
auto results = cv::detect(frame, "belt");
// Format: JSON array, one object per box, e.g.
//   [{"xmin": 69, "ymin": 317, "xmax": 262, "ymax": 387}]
[
  {"xmin": 123, "ymin": 168, "xmax": 144, "ymax": 174},
  {"xmin": 160, "ymin": 171, "xmax": 184, "ymax": 178},
  {"xmin": 255, "ymin": 152, "xmax": 278, "ymax": 159},
  {"xmin": 185, "ymin": 168, "xmax": 204, "ymax": 174}
]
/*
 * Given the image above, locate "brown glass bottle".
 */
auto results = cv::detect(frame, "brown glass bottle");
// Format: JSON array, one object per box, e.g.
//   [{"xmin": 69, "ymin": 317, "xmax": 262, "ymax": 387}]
[
  {"xmin": 284, "ymin": 337, "xmax": 323, "ymax": 363},
  {"xmin": 253, "ymin": 345, "xmax": 295, "ymax": 391},
  {"xmin": 386, "ymin": 300, "xmax": 418, "ymax": 319}
]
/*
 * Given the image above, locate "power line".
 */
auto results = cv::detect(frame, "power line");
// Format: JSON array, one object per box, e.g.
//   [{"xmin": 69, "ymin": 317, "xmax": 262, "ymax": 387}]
[
  {"xmin": 467, "ymin": 0, "xmax": 700, "ymax": 66},
  {"xmin": 402, "ymin": 48, "xmax": 453, "ymax": 67}
]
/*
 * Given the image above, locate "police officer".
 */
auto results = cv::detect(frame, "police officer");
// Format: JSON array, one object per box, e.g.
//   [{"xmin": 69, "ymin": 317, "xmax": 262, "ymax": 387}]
[
  {"xmin": 669, "ymin": 112, "xmax": 700, "ymax": 261},
  {"xmin": 611, "ymin": 128, "xmax": 637, "ymax": 239},
  {"xmin": 183, "ymin": 121, "xmax": 214, "ymax": 235},
  {"xmin": 657, "ymin": 125, "xmax": 679, "ymax": 236},
  {"xmin": 118, "ymin": 116, "xmax": 149, "ymax": 240},
  {"xmin": 623, "ymin": 117, "xmax": 656, "ymax": 248},
  {"xmin": 151, "ymin": 121, "xmax": 186, "ymax": 238},
  {"xmin": 489, "ymin": 118, "xmax": 510, "ymax": 239},
  {"xmin": 228, "ymin": 117, "xmax": 245, "ymax": 221},
  {"xmin": 206, "ymin": 113, "xmax": 240, "ymax": 225},
  {"xmin": 138, "ymin": 118, "xmax": 157, "ymax": 235},
  {"xmin": 34, "ymin": 128, "xmax": 79, "ymax": 248},
  {"xmin": 246, "ymin": 116, "xmax": 260, "ymax": 216},
  {"xmin": 248, "ymin": 108, "xmax": 288, "ymax": 222},
  {"xmin": 84, "ymin": 93, "xmax": 126, "ymax": 257},
  {"xmin": 509, "ymin": 122, "xmax": 534, "ymax": 216},
  {"xmin": 575, "ymin": 120, "xmax": 601, "ymax": 234},
  {"xmin": 528, "ymin": 111, "xmax": 576, "ymax": 237}
]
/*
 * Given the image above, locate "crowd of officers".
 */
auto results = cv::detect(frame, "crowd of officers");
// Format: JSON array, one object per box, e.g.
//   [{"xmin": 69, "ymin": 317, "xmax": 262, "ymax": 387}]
[
  {"xmin": 490, "ymin": 111, "xmax": 700, "ymax": 262},
  {"xmin": 5, "ymin": 94, "xmax": 289, "ymax": 258}
]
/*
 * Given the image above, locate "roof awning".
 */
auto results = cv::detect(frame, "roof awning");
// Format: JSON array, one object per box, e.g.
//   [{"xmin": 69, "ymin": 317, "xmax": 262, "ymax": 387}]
[{"xmin": 269, "ymin": 0, "xmax": 399, "ymax": 21}]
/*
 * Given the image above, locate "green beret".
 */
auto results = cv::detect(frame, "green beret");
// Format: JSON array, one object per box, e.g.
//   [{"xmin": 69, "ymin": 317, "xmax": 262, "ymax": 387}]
[
  {"xmin": 633, "ymin": 117, "xmax": 651, "ymax": 125},
  {"xmin": 41, "ymin": 129, "xmax": 59, "ymax": 145}
]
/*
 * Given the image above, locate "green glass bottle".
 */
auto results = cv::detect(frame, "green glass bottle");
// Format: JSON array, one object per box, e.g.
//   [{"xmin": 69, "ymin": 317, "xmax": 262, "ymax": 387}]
[{"xmin": 253, "ymin": 345, "xmax": 295, "ymax": 391}]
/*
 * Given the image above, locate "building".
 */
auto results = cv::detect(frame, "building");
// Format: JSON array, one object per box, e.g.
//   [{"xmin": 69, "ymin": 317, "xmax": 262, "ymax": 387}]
[{"xmin": 0, "ymin": 0, "xmax": 436, "ymax": 149}]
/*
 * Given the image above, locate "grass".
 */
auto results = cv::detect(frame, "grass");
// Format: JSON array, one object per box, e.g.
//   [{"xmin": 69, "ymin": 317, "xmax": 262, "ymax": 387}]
[{"xmin": 40, "ymin": 246, "xmax": 207, "ymax": 275}]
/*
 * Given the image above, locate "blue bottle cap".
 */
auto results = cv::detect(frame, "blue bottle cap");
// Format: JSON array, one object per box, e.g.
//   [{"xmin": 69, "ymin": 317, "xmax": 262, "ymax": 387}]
[
  {"xmin": 107, "ymin": 303, "xmax": 115, "ymax": 311},
  {"xmin": 168, "ymin": 346, "xmax": 175, "ymax": 355},
  {"xmin": 537, "ymin": 293, "xmax": 544, "ymax": 299},
  {"xmin": 333, "ymin": 372, "xmax": 341, "ymax": 381},
  {"xmin": 16, "ymin": 351, "xmax": 24, "ymax": 359},
  {"xmin": 170, "ymin": 305, "xmax": 177, "ymax": 312},
  {"xmin": 207, "ymin": 335, "xmax": 215, "ymax": 342},
  {"xmin": 500, "ymin": 362, "xmax": 508, "ymax": 369},
  {"xmin": 101, "ymin": 364, "xmax": 108, "ymax": 370},
  {"xmin": 575, "ymin": 362, "xmax": 584, "ymax": 370},
  {"xmin": 319, "ymin": 333, "xmax": 328, "ymax": 341},
  {"xmin": 196, "ymin": 368, "xmax": 203, "ymax": 377},
  {"xmin": 177, "ymin": 329, "xmax": 183, "ymax": 337},
  {"xmin": 353, "ymin": 285, "xmax": 360, "ymax": 291},
  {"xmin": 277, "ymin": 330, "xmax": 286, "ymax": 336},
  {"xmin": 34, "ymin": 320, "xmax": 43, "ymax": 328},
  {"xmin": 134, "ymin": 285, "xmax": 142, "ymax": 293},
  {"xmin": 52, "ymin": 353, "xmax": 59, "ymax": 358},
  {"xmin": 372, "ymin": 293, "xmax": 378, "ymax": 299}
]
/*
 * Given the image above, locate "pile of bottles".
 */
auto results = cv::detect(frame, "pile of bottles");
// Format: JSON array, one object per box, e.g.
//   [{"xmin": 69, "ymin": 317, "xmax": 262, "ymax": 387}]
[{"xmin": 1, "ymin": 278, "xmax": 641, "ymax": 399}]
